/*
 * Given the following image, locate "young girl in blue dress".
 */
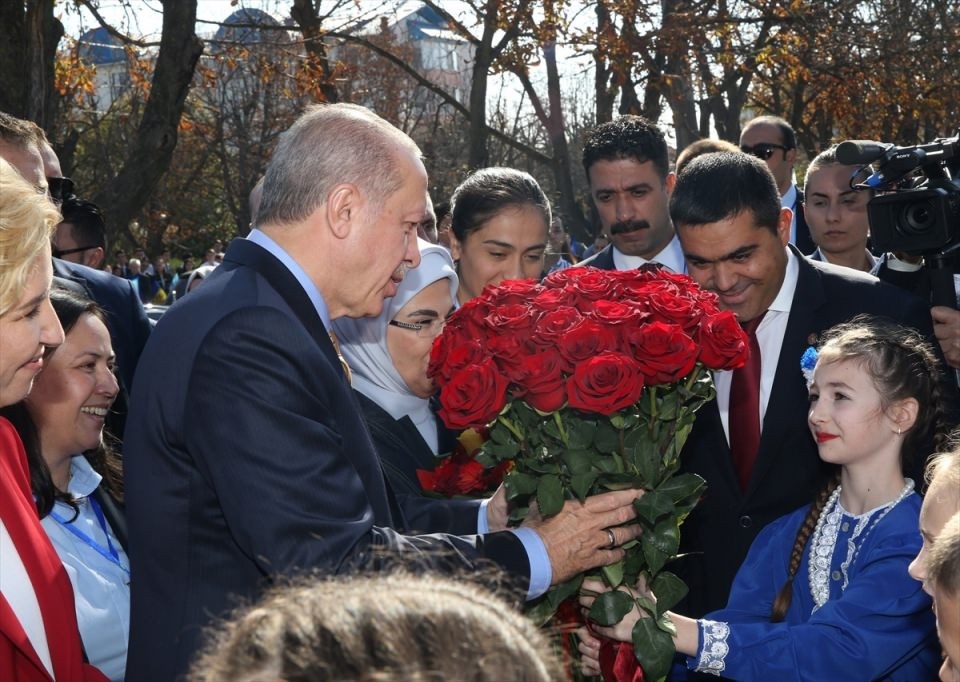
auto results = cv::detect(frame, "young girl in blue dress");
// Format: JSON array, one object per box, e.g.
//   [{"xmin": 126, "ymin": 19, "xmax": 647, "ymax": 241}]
[{"xmin": 579, "ymin": 316, "xmax": 945, "ymax": 681}]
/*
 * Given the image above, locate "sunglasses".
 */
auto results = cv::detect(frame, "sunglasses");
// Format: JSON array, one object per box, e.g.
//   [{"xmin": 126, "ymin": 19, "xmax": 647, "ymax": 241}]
[
  {"xmin": 740, "ymin": 143, "xmax": 790, "ymax": 160},
  {"xmin": 53, "ymin": 244, "xmax": 99, "ymax": 259},
  {"xmin": 47, "ymin": 176, "xmax": 75, "ymax": 203}
]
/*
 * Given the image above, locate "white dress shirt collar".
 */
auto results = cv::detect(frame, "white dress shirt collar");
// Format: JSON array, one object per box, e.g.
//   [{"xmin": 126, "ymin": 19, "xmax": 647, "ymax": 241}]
[{"xmin": 612, "ymin": 234, "xmax": 686, "ymax": 273}]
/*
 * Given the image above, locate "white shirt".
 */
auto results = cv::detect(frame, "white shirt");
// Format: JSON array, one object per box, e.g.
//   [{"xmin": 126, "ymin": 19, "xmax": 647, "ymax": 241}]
[
  {"xmin": 612, "ymin": 234, "xmax": 687, "ymax": 274},
  {"xmin": 782, "ymin": 183, "xmax": 800, "ymax": 247},
  {"xmin": 714, "ymin": 248, "xmax": 800, "ymax": 443},
  {"xmin": 0, "ymin": 518, "xmax": 55, "ymax": 678},
  {"xmin": 41, "ymin": 456, "xmax": 130, "ymax": 682}
]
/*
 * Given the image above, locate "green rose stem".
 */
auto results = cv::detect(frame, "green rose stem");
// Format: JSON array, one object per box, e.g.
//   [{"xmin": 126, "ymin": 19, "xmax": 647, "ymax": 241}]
[
  {"xmin": 553, "ymin": 411, "xmax": 568, "ymax": 446},
  {"xmin": 500, "ymin": 415, "xmax": 524, "ymax": 442}
]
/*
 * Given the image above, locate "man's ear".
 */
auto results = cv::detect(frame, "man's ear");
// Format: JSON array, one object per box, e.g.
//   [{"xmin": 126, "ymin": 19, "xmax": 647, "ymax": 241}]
[
  {"xmin": 664, "ymin": 171, "xmax": 676, "ymax": 195},
  {"xmin": 786, "ymin": 147, "xmax": 798, "ymax": 166},
  {"xmin": 85, "ymin": 247, "xmax": 105, "ymax": 269},
  {"xmin": 326, "ymin": 183, "xmax": 362, "ymax": 239},
  {"xmin": 776, "ymin": 207, "xmax": 792, "ymax": 246}
]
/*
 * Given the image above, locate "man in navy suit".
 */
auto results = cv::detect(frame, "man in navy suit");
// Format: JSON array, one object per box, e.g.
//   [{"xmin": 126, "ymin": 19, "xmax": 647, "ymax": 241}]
[
  {"xmin": 578, "ymin": 116, "xmax": 687, "ymax": 273},
  {"xmin": 123, "ymin": 104, "xmax": 642, "ymax": 681},
  {"xmin": 669, "ymin": 151, "xmax": 952, "ymax": 625}
]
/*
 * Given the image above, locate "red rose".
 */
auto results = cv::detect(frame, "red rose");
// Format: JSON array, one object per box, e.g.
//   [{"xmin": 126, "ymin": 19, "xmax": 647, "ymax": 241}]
[
  {"xmin": 566, "ymin": 351, "xmax": 645, "ymax": 414},
  {"xmin": 487, "ymin": 333, "xmax": 529, "ymax": 376},
  {"xmin": 533, "ymin": 306, "xmax": 585, "ymax": 346},
  {"xmin": 445, "ymin": 296, "xmax": 490, "ymax": 338},
  {"xmin": 625, "ymin": 321, "xmax": 699, "ymax": 384},
  {"xmin": 564, "ymin": 268, "xmax": 619, "ymax": 301},
  {"xmin": 542, "ymin": 266, "xmax": 591, "ymax": 288},
  {"xmin": 430, "ymin": 338, "xmax": 487, "ymax": 385},
  {"xmin": 530, "ymin": 287, "xmax": 570, "ymax": 311},
  {"xmin": 698, "ymin": 310, "xmax": 750, "ymax": 370},
  {"xmin": 484, "ymin": 303, "xmax": 539, "ymax": 333},
  {"xmin": 588, "ymin": 299, "xmax": 647, "ymax": 328},
  {"xmin": 485, "ymin": 279, "xmax": 543, "ymax": 306},
  {"xmin": 438, "ymin": 358, "xmax": 510, "ymax": 430},
  {"xmin": 557, "ymin": 320, "xmax": 620, "ymax": 371},
  {"xmin": 509, "ymin": 350, "xmax": 567, "ymax": 413},
  {"xmin": 645, "ymin": 286, "xmax": 704, "ymax": 332}
]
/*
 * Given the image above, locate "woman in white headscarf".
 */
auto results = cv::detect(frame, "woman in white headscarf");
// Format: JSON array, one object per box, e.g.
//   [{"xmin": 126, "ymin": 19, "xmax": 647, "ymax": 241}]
[{"xmin": 333, "ymin": 239, "xmax": 458, "ymax": 496}]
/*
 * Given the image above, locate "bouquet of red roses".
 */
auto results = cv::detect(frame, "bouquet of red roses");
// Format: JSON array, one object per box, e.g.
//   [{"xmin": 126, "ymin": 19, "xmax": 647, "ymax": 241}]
[{"xmin": 428, "ymin": 267, "xmax": 749, "ymax": 680}]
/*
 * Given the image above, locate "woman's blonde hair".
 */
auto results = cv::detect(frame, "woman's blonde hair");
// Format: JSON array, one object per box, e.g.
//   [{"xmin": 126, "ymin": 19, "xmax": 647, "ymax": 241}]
[
  {"xmin": 0, "ymin": 159, "xmax": 59, "ymax": 316},
  {"xmin": 190, "ymin": 572, "xmax": 564, "ymax": 682}
]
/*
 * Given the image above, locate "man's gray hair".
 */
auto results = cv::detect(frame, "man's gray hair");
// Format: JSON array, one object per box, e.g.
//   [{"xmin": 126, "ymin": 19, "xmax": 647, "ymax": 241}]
[{"xmin": 257, "ymin": 104, "xmax": 420, "ymax": 227}]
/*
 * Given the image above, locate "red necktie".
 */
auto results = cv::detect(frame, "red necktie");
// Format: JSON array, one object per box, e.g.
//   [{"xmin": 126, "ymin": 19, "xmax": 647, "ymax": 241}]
[{"xmin": 729, "ymin": 313, "xmax": 764, "ymax": 491}]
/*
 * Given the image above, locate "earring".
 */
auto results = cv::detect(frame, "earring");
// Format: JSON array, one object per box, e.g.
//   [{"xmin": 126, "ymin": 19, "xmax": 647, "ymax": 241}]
[{"xmin": 897, "ymin": 425, "xmax": 902, "ymax": 436}]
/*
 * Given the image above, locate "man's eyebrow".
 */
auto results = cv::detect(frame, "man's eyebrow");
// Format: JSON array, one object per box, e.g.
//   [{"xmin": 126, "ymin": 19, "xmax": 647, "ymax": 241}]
[{"xmin": 684, "ymin": 245, "xmax": 758, "ymax": 264}]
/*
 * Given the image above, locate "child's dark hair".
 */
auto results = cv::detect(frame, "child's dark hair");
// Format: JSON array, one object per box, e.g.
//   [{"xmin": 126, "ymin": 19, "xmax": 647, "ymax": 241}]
[
  {"xmin": 770, "ymin": 314, "xmax": 946, "ymax": 621},
  {"xmin": 449, "ymin": 167, "xmax": 551, "ymax": 244}
]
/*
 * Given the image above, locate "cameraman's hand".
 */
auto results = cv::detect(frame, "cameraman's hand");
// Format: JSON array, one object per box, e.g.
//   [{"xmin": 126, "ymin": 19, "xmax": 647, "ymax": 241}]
[
  {"xmin": 525, "ymin": 489, "xmax": 643, "ymax": 585},
  {"xmin": 932, "ymin": 306, "xmax": 960, "ymax": 368}
]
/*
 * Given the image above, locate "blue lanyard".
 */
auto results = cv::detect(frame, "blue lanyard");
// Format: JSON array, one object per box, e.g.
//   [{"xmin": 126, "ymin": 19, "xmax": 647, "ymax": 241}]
[{"xmin": 50, "ymin": 496, "xmax": 130, "ymax": 576}]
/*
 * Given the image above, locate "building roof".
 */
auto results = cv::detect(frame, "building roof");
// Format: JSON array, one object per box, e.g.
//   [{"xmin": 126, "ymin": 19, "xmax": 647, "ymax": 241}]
[
  {"xmin": 213, "ymin": 8, "xmax": 282, "ymax": 45},
  {"xmin": 78, "ymin": 27, "xmax": 126, "ymax": 65}
]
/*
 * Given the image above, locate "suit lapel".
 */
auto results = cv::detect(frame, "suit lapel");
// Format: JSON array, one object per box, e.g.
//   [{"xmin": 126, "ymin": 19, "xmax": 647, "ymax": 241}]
[
  {"xmin": 223, "ymin": 239, "xmax": 346, "ymax": 382},
  {"xmin": 746, "ymin": 251, "xmax": 824, "ymax": 498}
]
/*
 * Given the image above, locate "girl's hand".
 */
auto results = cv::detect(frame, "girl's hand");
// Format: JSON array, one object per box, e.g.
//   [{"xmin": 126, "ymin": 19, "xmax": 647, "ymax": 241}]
[
  {"xmin": 579, "ymin": 578, "xmax": 653, "ymax": 642},
  {"xmin": 576, "ymin": 625, "xmax": 603, "ymax": 677}
]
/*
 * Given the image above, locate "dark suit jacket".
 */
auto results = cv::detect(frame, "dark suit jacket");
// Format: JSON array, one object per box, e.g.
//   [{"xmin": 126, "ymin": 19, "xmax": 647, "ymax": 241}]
[
  {"xmin": 123, "ymin": 238, "xmax": 528, "ymax": 681},
  {"xmin": 51, "ymin": 259, "xmax": 151, "ymax": 393},
  {"xmin": 577, "ymin": 243, "xmax": 616, "ymax": 270},
  {"xmin": 677, "ymin": 247, "xmax": 946, "ymax": 619}
]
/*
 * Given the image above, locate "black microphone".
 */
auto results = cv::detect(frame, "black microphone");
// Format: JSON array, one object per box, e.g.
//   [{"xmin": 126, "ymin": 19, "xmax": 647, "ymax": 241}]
[{"xmin": 836, "ymin": 140, "xmax": 892, "ymax": 165}]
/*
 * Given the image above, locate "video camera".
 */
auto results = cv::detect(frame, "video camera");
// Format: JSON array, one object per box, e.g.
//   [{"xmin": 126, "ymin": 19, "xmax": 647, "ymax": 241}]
[{"xmin": 837, "ymin": 131, "xmax": 960, "ymax": 255}]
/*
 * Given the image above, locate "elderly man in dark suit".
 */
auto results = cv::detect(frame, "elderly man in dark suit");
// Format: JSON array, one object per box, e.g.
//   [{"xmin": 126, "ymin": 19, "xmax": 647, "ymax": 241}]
[
  {"xmin": 578, "ymin": 116, "xmax": 687, "ymax": 273},
  {"xmin": 670, "ymin": 151, "xmax": 952, "ymax": 627},
  {"xmin": 123, "ymin": 104, "xmax": 642, "ymax": 681}
]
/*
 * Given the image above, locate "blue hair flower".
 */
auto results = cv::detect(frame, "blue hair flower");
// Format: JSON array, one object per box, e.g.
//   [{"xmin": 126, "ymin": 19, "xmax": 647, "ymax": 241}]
[{"xmin": 800, "ymin": 346, "xmax": 818, "ymax": 386}]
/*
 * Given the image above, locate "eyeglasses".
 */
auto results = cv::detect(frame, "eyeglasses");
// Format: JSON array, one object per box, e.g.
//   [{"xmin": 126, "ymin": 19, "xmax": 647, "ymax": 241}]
[
  {"xmin": 389, "ymin": 317, "xmax": 446, "ymax": 338},
  {"xmin": 47, "ymin": 176, "xmax": 75, "ymax": 204},
  {"xmin": 740, "ymin": 143, "xmax": 790, "ymax": 161},
  {"xmin": 52, "ymin": 244, "xmax": 98, "ymax": 258}
]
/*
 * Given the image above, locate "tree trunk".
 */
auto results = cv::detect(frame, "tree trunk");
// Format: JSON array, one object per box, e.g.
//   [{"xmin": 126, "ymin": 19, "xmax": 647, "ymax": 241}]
[
  {"xmin": 0, "ymin": 1, "xmax": 62, "ymax": 129},
  {"xmin": 290, "ymin": 0, "xmax": 340, "ymax": 103},
  {"xmin": 92, "ymin": 0, "xmax": 203, "ymax": 239}
]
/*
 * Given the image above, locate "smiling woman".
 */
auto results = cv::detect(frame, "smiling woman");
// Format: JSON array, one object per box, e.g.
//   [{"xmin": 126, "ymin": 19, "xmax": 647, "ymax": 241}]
[
  {"xmin": 448, "ymin": 167, "xmax": 551, "ymax": 304},
  {"xmin": 2, "ymin": 287, "xmax": 128, "ymax": 682}
]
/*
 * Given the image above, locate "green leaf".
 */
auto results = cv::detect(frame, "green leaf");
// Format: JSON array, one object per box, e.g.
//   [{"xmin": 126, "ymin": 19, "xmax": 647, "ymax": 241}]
[
  {"xmin": 524, "ymin": 458, "xmax": 561, "ymax": 475},
  {"xmin": 566, "ymin": 418, "xmax": 597, "ymax": 450},
  {"xmin": 631, "ymin": 615, "xmax": 676, "ymax": 680},
  {"xmin": 489, "ymin": 422, "xmax": 513, "ymax": 444},
  {"xmin": 594, "ymin": 422, "xmax": 620, "ymax": 453},
  {"xmin": 657, "ymin": 473, "xmax": 706, "ymax": 508},
  {"xmin": 550, "ymin": 574, "xmax": 584, "ymax": 605},
  {"xmin": 609, "ymin": 413, "xmax": 626, "ymax": 429},
  {"xmin": 504, "ymin": 472, "xmax": 538, "ymax": 498},
  {"xmin": 536, "ymin": 474, "xmax": 564, "ymax": 517},
  {"xmin": 602, "ymin": 559, "xmax": 624, "ymax": 588},
  {"xmin": 633, "ymin": 489, "xmax": 676, "ymax": 527},
  {"xmin": 623, "ymin": 428, "xmax": 660, "ymax": 484},
  {"xmin": 561, "ymin": 448, "xmax": 594, "ymax": 475},
  {"xmin": 570, "ymin": 472, "xmax": 598, "ymax": 501},
  {"xmin": 651, "ymin": 571, "xmax": 688, "ymax": 617},
  {"xmin": 487, "ymin": 441, "xmax": 520, "ymax": 459},
  {"xmin": 588, "ymin": 589, "xmax": 635, "ymax": 626},
  {"xmin": 641, "ymin": 537, "xmax": 669, "ymax": 575}
]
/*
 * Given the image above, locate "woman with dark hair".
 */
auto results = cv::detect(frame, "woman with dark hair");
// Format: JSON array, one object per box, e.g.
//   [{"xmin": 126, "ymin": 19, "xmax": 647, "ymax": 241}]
[
  {"xmin": 2, "ymin": 287, "xmax": 128, "ymax": 681},
  {"xmin": 449, "ymin": 167, "xmax": 551, "ymax": 304}
]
